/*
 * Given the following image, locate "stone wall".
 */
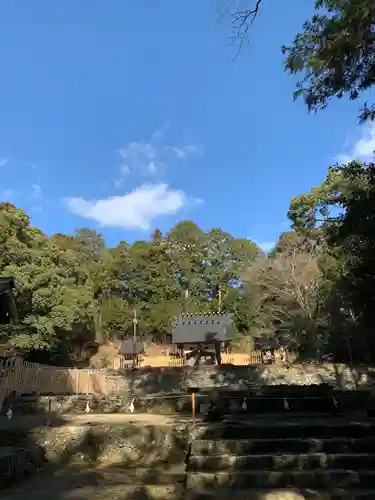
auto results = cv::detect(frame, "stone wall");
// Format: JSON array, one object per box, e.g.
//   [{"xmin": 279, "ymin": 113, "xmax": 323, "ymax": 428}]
[
  {"xmin": 0, "ymin": 423, "xmax": 189, "ymax": 466},
  {"xmin": 14, "ymin": 393, "xmax": 191, "ymax": 415},
  {"xmin": 15, "ymin": 384, "xmax": 371, "ymax": 417},
  {"xmin": 10, "ymin": 363, "xmax": 375, "ymax": 417},
  {"xmin": 0, "ymin": 423, "xmax": 189, "ymax": 488},
  {"xmin": 104, "ymin": 363, "xmax": 375, "ymax": 396},
  {"xmin": 36, "ymin": 423, "xmax": 188, "ymax": 467}
]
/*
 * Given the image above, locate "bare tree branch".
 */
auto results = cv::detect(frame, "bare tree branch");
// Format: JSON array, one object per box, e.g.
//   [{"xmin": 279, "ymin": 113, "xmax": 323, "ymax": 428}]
[
  {"xmin": 215, "ymin": 0, "xmax": 264, "ymax": 58},
  {"xmin": 244, "ymin": 249, "xmax": 325, "ymax": 352},
  {"xmin": 229, "ymin": 0, "xmax": 263, "ymax": 50}
]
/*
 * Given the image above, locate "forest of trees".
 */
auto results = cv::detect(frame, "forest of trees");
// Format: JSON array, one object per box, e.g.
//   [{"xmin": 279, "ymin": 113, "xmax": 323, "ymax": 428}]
[{"xmin": 2, "ymin": 159, "xmax": 375, "ymax": 366}]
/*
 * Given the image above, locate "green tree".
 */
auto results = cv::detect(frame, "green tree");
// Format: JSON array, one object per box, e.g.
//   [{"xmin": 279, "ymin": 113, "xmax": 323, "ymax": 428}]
[
  {"xmin": 271, "ymin": 230, "xmax": 323, "ymax": 257},
  {"xmin": 283, "ymin": 0, "xmax": 375, "ymax": 122},
  {"xmin": 228, "ymin": 0, "xmax": 375, "ymax": 121},
  {"xmin": 3, "ymin": 200, "xmax": 332, "ymax": 364},
  {"xmin": 287, "ymin": 161, "xmax": 375, "ymax": 361},
  {"xmin": 324, "ymin": 162, "xmax": 375, "ymax": 360},
  {"xmin": 166, "ymin": 221, "xmax": 207, "ymax": 305},
  {"xmin": 0, "ymin": 203, "xmax": 94, "ymax": 360}
]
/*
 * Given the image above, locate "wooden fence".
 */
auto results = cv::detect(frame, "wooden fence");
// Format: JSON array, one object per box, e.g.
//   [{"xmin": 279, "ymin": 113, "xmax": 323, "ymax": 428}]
[
  {"xmin": 0, "ymin": 357, "xmax": 107, "ymax": 408},
  {"xmin": 113, "ymin": 351, "xmax": 268, "ymax": 369}
]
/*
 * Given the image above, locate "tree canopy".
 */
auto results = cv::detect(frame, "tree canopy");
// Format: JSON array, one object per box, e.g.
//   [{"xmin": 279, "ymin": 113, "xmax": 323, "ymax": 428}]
[
  {"xmin": 0, "ymin": 205, "xmax": 263, "ymax": 364},
  {"xmin": 2, "ymin": 155, "xmax": 375, "ymax": 366},
  {"xmin": 231, "ymin": 0, "xmax": 375, "ymax": 121}
]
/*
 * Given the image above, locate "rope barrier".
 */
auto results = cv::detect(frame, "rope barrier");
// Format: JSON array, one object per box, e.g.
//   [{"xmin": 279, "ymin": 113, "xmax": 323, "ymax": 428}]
[
  {"xmin": 134, "ymin": 393, "xmax": 351, "ymax": 402},
  {"xmin": 134, "ymin": 390, "xmax": 355, "ymax": 421}
]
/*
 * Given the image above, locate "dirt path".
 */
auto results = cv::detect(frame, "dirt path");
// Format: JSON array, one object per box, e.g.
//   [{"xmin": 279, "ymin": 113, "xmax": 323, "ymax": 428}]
[
  {"xmin": 0, "ymin": 412, "xmax": 192, "ymax": 429},
  {"xmin": 61, "ymin": 412, "xmax": 186, "ymax": 426}
]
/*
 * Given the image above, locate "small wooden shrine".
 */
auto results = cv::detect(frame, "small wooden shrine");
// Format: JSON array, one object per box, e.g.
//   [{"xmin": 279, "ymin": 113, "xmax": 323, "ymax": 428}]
[
  {"xmin": 171, "ymin": 312, "xmax": 233, "ymax": 366},
  {"xmin": 253, "ymin": 336, "xmax": 286, "ymax": 364},
  {"xmin": 118, "ymin": 339, "xmax": 145, "ymax": 367}
]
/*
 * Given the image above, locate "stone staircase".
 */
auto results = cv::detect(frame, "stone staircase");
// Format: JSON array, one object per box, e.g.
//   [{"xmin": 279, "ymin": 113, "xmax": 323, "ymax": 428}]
[
  {"xmin": 2, "ymin": 385, "xmax": 375, "ymax": 499},
  {"xmin": 186, "ymin": 417, "xmax": 375, "ymax": 499}
]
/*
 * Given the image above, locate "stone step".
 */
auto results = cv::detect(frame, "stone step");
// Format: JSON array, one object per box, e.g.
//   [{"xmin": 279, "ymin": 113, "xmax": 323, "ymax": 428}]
[
  {"xmin": 188, "ymin": 452, "xmax": 375, "ymax": 471},
  {"xmin": 207, "ymin": 412, "xmax": 352, "ymax": 422},
  {"xmin": 191, "ymin": 437, "xmax": 375, "ymax": 455},
  {"xmin": 222, "ymin": 412, "xmax": 342, "ymax": 418},
  {"xmin": 186, "ymin": 488, "xmax": 375, "ymax": 500},
  {"xmin": 196, "ymin": 421, "xmax": 375, "ymax": 439},
  {"xmin": 199, "ymin": 389, "xmax": 370, "ymax": 414},
  {"xmin": 212, "ymin": 387, "xmax": 370, "ymax": 399},
  {"xmin": 186, "ymin": 470, "xmax": 375, "ymax": 489}
]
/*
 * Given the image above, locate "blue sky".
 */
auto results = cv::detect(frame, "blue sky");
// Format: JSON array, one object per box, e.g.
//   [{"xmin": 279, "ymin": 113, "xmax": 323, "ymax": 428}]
[{"xmin": 0, "ymin": 0, "xmax": 373, "ymax": 250}]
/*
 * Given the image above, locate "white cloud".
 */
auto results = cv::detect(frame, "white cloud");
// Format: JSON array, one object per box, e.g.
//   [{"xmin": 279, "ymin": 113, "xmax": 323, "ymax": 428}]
[
  {"xmin": 0, "ymin": 157, "xmax": 9, "ymax": 167},
  {"xmin": 31, "ymin": 184, "xmax": 43, "ymax": 200},
  {"xmin": 66, "ymin": 183, "xmax": 200, "ymax": 230},
  {"xmin": 116, "ymin": 129, "xmax": 198, "ymax": 181},
  {"xmin": 169, "ymin": 145, "xmax": 199, "ymax": 159},
  {"xmin": 336, "ymin": 123, "xmax": 375, "ymax": 163}
]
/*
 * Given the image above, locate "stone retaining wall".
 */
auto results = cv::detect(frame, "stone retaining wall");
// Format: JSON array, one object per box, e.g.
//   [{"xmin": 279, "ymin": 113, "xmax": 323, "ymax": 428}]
[
  {"xmin": 14, "ymin": 384, "xmax": 372, "ymax": 418},
  {"xmin": 104, "ymin": 363, "xmax": 375, "ymax": 395},
  {"xmin": 4, "ymin": 364, "xmax": 375, "ymax": 419},
  {"xmin": 7, "ymin": 363, "xmax": 375, "ymax": 417},
  {"xmin": 14, "ymin": 393, "xmax": 191, "ymax": 415},
  {"xmin": 32, "ymin": 423, "xmax": 189, "ymax": 466},
  {"xmin": 0, "ymin": 423, "xmax": 190, "ymax": 488}
]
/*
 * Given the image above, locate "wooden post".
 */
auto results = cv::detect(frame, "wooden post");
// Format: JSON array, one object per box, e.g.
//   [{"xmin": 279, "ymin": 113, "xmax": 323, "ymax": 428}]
[
  {"xmin": 191, "ymin": 391, "xmax": 196, "ymax": 425},
  {"xmin": 74, "ymin": 369, "xmax": 78, "ymax": 394},
  {"xmin": 188, "ymin": 387, "xmax": 199, "ymax": 424},
  {"xmin": 133, "ymin": 308, "xmax": 138, "ymax": 368}
]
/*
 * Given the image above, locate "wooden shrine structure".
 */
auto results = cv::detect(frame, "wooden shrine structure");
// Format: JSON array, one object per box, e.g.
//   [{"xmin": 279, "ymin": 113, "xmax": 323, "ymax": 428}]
[{"xmin": 171, "ymin": 312, "xmax": 233, "ymax": 366}]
